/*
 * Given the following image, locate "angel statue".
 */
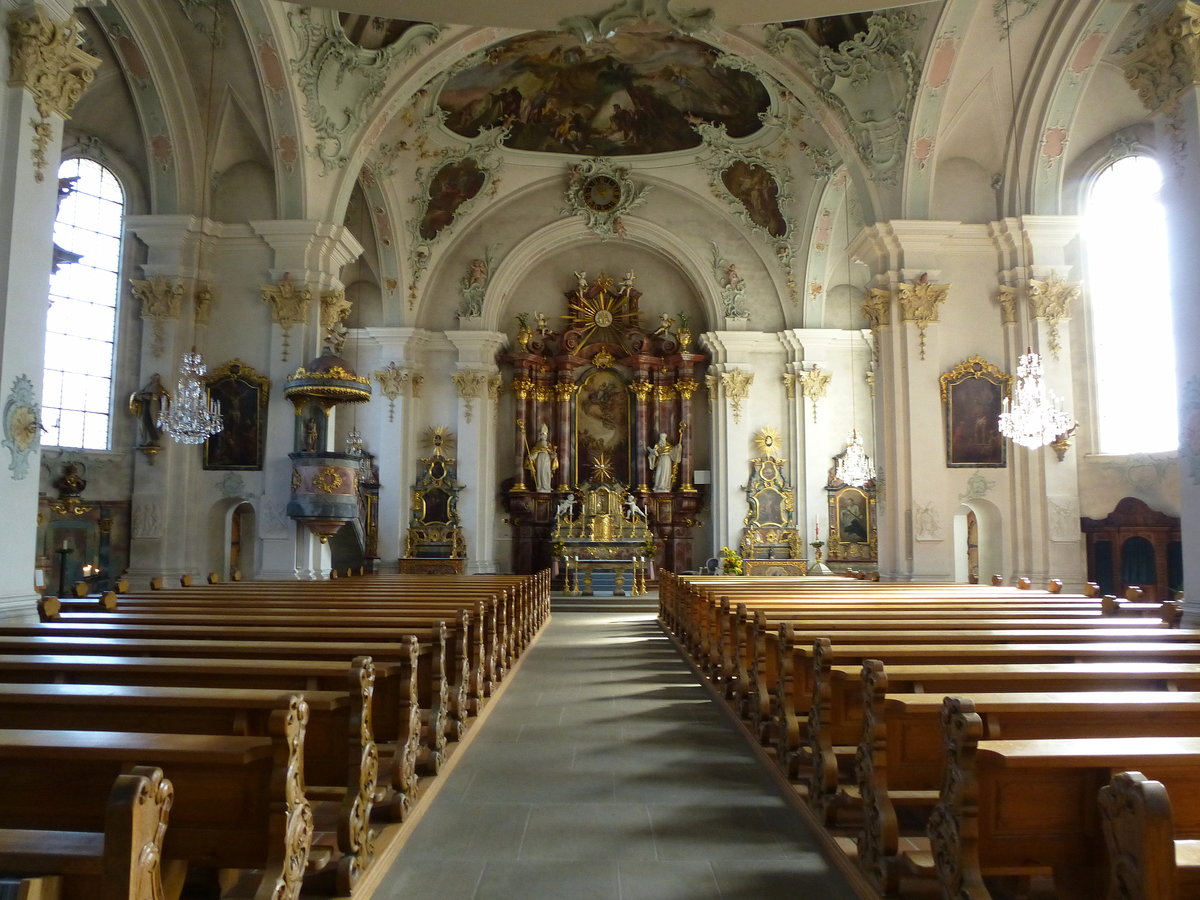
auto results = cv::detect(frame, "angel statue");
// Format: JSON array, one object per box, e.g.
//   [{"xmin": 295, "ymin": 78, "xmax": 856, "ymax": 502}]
[{"xmin": 624, "ymin": 493, "xmax": 647, "ymax": 520}]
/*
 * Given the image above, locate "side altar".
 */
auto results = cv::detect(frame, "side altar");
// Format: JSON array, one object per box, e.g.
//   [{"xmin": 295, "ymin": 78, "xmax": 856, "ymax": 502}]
[{"xmin": 502, "ymin": 272, "xmax": 707, "ymax": 576}]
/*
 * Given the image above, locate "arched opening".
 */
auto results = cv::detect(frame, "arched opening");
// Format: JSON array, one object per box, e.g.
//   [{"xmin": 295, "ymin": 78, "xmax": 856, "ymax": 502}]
[{"xmin": 952, "ymin": 499, "xmax": 1003, "ymax": 584}]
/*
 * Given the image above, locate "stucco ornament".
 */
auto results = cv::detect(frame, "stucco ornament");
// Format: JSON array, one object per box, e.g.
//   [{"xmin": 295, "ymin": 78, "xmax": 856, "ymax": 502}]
[
  {"xmin": 996, "ymin": 283, "xmax": 1018, "ymax": 325},
  {"xmin": 1123, "ymin": 2, "xmax": 1200, "ymax": 116},
  {"xmin": 458, "ymin": 247, "xmax": 497, "ymax": 319},
  {"xmin": 710, "ymin": 243, "xmax": 749, "ymax": 320},
  {"xmin": 798, "ymin": 365, "xmax": 833, "ymax": 423},
  {"xmin": 765, "ymin": 11, "xmax": 922, "ymax": 184},
  {"xmin": 261, "ymin": 274, "xmax": 313, "ymax": 361},
  {"xmin": 560, "ymin": 0, "xmax": 714, "ymax": 40},
  {"xmin": 897, "ymin": 274, "xmax": 949, "ymax": 360},
  {"xmin": 374, "ymin": 363, "xmax": 411, "ymax": 422},
  {"xmin": 451, "ymin": 371, "xmax": 488, "ymax": 424},
  {"xmin": 720, "ymin": 369, "xmax": 754, "ymax": 424},
  {"xmin": 2, "ymin": 375, "xmax": 40, "ymax": 481},
  {"xmin": 862, "ymin": 287, "xmax": 892, "ymax": 329},
  {"xmin": 289, "ymin": 7, "xmax": 442, "ymax": 172},
  {"xmin": 695, "ymin": 122, "xmax": 798, "ymax": 302},
  {"xmin": 7, "ymin": 9, "xmax": 100, "ymax": 182},
  {"xmin": 408, "ymin": 128, "xmax": 507, "ymax": 308},
  {"xmin": 1048, "ymin": 496, "xmax": 1080, "ymax": 543},
  {"xmin": 130, "ymin": 277, "xmax": 185, "ymax": 358},
  {"xmin": 913, "ymin": 501, "xmax": 942, "ymax": 541},
  {"xmin": 1028, "ymin": 272, "xmax": 1080, "ymax": 360},
  {"xmin": 319, "ymin": 288, "xmax": 353, "ymax": 354},
  {"xmin": 959, "ymin": 471, "xmax": 996, "ymax": 502},
  {"xmin": 563, "ymin": 158, "xmax": 648, "ymax": 241}
]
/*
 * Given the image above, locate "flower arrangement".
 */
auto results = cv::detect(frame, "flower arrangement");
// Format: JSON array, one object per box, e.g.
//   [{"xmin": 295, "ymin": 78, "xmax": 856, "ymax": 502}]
[
  {"xmin": 640, "ymin": 539, "xmax": 658, "ymax": 557},
  {"xmin": 720, "ymin": 546, "xmax": 744, "ymax": 575}
]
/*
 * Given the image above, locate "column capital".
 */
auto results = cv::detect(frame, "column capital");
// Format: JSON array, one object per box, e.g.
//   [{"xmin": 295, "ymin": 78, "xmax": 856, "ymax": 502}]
[
  {"xmin": 1124, "ymin": 1, "xmax": 1200, "ymax": 116},
  {"xmin": 445, "ymin": 330, "xmax": 507, "ymax": 367}
]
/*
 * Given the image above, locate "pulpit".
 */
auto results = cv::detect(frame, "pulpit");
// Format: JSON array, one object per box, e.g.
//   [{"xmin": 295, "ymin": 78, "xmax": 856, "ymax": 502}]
[{"xmin": 502, "ymin": 272, "xmax": 707, "ymax": 576}]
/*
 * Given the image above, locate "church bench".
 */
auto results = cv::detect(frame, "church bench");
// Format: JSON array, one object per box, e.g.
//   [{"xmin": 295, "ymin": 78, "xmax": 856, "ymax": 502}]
[
  {"xmin": 854, "ymin": 682, "xmax": 1200, "ymax": 895},
  {"xmin": 87, "ymin": 589, "xmax": 521, "ymax": 686},
  {"xmin": 807, "ymin": 656, "xmax": 1200, "ymax": 823},
  {"xmin": 0, "ymin": 766, "xmax": 171, "ymax": 900},
  {"xmin": 0, "ymin": 652, "xmax": 424, "ymax": 820},
  {"xmin": 1099, "ymin": 771, "xmax": 1200, "ymax": 900},
  {"xmin": 927, "ymin": 702, "xmax": 1200, "ymax": 899},
  {"xmin": 11, "ymin": 613, "xmax": 465, "ymax": 753},
  {"xmin": 33, "ymin": 606, "xmax": 480, "ymax": 731},
  {"xmin": 0, "ymin": 697, "xmax": 311, "ymax": 900},
  {"xmin": 762, "ymin": 635, "xmax": 1200, "ymax": 772},
  {"xmin": 0, "ymin": 674, "xmax": 377, "ymax": 895},
  {"xmin": 0, "ymin": 628, "xmax": 453, "ymax": 777}
]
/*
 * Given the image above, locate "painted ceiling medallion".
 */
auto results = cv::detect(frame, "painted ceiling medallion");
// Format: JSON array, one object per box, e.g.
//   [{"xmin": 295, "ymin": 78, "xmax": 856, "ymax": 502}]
[{"xmin": 564, "ymin": 159, "xmax": 647, "ymax": 240}]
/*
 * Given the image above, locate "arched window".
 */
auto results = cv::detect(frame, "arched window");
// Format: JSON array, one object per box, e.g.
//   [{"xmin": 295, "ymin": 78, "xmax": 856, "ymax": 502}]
[
  {"xmin": 42, "ymin": 158, "xmax": 124, "ymax": 450},
  {"xmin": 1083, "ymin": 155, "xmax": 1176, "ymax": 454}
]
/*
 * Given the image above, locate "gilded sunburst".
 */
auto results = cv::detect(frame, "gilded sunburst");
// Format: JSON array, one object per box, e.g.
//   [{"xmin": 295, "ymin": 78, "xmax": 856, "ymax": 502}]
[
  {"xmin": 590, "ymin": 453, "xmax": 616, "ymax": 483},
  {"xmin": 754, "ymin": 427, "xmax": 783, "ymax": 459},
  {"xmin": 425, "ymin": 425, "xmax": 455, "ymax": 457},
  {"xmin": 564, "ymin": 279, "xmax": 638, "ymax": 346}
]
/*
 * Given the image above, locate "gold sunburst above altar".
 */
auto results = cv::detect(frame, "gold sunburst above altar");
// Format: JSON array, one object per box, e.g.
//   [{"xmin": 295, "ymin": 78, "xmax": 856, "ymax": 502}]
[
  {"xmin": 754, "ymin": 427, "xmax": 783, "ymax": 459},
  {"xmin": 563, "ymin": 273, "xmax": 640, "ymax": 346},
  {"xmin": 424, "ymin": 425, "xmax": 455, "ymax": 457}
]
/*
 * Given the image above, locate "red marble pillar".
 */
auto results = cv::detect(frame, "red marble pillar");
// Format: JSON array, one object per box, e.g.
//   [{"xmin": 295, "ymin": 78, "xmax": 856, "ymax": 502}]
[
  {"xmin": 629, "ymin": 377, "xmax": 652, "ymax": 492},
  {"xmin": 555, "ymin": 380, "xmax": 576, "ymax": 490},
  {"xmin": 676, "ymin": 377, "xmax": 698, "ymax": 492},
  {"xmin": 512, "ymin": 374, "xmax": 533, "ymax": 491}
]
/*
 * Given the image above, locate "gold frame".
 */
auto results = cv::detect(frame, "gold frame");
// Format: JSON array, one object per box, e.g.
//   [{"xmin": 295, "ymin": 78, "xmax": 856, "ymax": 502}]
[
  {"xmin": 939, "ymin": 356, "xmax": 1011, "ymax": 469},
  {"xmin": 826, "ymin": 485, "xmax": 877, "ymax": 561}
]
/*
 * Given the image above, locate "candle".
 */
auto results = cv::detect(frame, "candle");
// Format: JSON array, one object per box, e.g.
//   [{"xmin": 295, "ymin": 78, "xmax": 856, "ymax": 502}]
[{"xmin": 60, "ymin": 539, "xmax": 69, "ymax": 551}]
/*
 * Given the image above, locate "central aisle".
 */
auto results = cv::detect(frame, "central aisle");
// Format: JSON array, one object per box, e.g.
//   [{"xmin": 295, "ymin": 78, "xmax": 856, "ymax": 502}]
[{"xmin": 376, "ymin": 596, "xmax": 861, "ymax": 900}]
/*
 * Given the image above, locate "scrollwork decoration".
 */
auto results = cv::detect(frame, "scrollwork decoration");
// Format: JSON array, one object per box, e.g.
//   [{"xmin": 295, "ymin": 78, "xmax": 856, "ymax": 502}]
[
  {"xmin": 2, "ymin": 375, "xmax": 40, "ymax": 481},
  {"xmin": 130, "ymin": 276, "xmax": 184, "ymax": 357},
  {"xmin": 721, "ymin": 369, "xmax": 754, "ymax": 424},
  {"xmin": 262, "ymin": 273, "xmax": 313, "ymax": 361},
  {"xmin": 897, "ymin": 274, "xmax": 949, "ymax": 360},
  {"xmin": 562, "ymin": 157, "xmax": 649, "ymax": 241}
]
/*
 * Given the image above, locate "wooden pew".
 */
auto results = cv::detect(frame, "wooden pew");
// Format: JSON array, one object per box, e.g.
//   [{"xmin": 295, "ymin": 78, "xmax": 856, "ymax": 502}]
[
  {"xmin": 0, "ymin": 766, "xmax": 172, "ymax": 900},
  {"xmin": 0, "ymin": 674, "xmax": 376, "ymax": 895},
  {"xmin": 1099, "ymin": 771, "xmax": 1200, "ymax": 900},
  {"xmin": 927, "ymin": 699, "xmax": 1200, "ymax": 899},
  {"xmin": 0, "ymin": 653, "xmax": 422, "ymax": 822},
  {"xmin": 0, "ymin": 695, "xmax": 311, "ymax": 900},
  {"xmin": 11, "ymin": 614, "xmax": 458, "ymax": 764},
  {"xmin": 855, "ymin": 682, "xmax": 1200, "ymax": 895}
]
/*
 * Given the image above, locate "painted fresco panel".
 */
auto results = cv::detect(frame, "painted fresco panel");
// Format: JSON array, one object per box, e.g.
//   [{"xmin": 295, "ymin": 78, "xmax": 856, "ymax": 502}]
[{"xmin": 575, "ymin": 369, "xmax": 631, "ymax": 484}]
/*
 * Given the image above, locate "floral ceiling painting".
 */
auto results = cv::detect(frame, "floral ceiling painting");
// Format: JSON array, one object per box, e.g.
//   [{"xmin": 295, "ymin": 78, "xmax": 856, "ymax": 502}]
[{"xmin": 438, "ymin": 30, "xmax": 770, "ymax": 155}]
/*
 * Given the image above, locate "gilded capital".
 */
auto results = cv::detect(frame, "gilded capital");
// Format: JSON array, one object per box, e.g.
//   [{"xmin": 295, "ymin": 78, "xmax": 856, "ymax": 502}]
[
  {"xmin": 554, "ymin": 382, "xmax": 578, "ymax": 402},
  {"xmin": 782, "ymin": 372, "xmax": 796, "ymax": 401},
  {"xmin": 7, "ymin": 10, "xmax": 100, "ymax": 182},
  {"xmin": 374, "ymin": 362, "xmax": 412, "ymax": 421},
  {"xmin": 897, "ymin": 276, "xmax": 949, "ymax": 360},
  {"xmin": 798, "ymin": 364, "xmax": 833, "ymax": 423},
  {"xmin": 997, "ymin": 284, "xmax": 1018, "ymax": 326},
  {"xmin": 512, "ymin": 376, "xmax": 535, "ymax": 401},
  {"xmin": 675, "ymin": 379, "xmax": 699, "ymax": 400},
  {"xmin": 862, "ymin": 287, "xmax": 892, "ymax": 328},
  {"xmin": 628, "ymin": 379, "xmax": 653, "ymax": 402},
  {"xmin": 451, "ymin": 370, "xmax": 488, "ymax": 423},
  {"xmin": 721, "ymin": 369, "xmax": 754, "ymax": 424},
  {"xmin": 261, "ymin": 274, "xmax": 313, "ymax": 361},
  {"xmin": 1028, "ymin": 272, "xmax": 1080, "ymax": 360},
  {"xmin": 1123, "ymin": 2, "xmax": 1200, "ymax": 116},
  {"xmin": 130, "ymin": 276, "xmax": 184, "ymax": 358}
]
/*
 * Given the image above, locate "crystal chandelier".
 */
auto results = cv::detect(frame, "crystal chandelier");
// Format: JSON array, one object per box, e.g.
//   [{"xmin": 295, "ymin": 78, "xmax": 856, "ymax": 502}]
[
  {"xmin": 158, "ymin": 350, "xmax": 222, "ymax": 444},
  {"xmin": 345, "ymin": 427, "xmax": 364, "ymax": 456},
  {"xmin": 836, "ymin": 427, "xmax": 876, "ymax": 488},
  {"xmin": 998, "ymin": 349, "xmax": 1073, "ymax": 449}
]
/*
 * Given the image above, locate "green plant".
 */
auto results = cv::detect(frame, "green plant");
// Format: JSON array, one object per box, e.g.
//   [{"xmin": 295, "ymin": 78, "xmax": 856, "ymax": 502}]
[{"xmin": 720, "ymin": 545, "xmax": 743, "ymax": 575}]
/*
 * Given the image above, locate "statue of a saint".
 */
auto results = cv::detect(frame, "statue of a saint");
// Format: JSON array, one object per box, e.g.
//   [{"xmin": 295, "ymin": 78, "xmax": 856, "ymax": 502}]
[
  {"xmin": 648, "ymin": 432, "xmax": 682, "ymax": 493},
  {"xmin": 526, "ymin": 423, "xmax": 558, "ymax": 493},
  {"xmin": 129, "ymin": 374, "xmax": 169, "ymax": 450}
]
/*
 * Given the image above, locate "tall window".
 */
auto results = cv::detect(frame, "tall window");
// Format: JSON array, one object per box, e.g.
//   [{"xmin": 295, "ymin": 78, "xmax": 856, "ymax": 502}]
[
  {"xmin": 43, "ymin": 158, "xmax": 124, "ymax": 450},
  {"xmin": 1084, "ymin": 155, "xmax": 1177, "ymax": 454}
]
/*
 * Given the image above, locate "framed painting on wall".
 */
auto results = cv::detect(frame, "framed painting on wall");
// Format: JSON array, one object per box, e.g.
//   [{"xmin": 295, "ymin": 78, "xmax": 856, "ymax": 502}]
[
  {"xmin": 940, "ymin": 356, "xmax": 1011, "ymax": 468},
  {"xmin": 203, "ymin": 360, "xmax": 269, "ymax": 470}
]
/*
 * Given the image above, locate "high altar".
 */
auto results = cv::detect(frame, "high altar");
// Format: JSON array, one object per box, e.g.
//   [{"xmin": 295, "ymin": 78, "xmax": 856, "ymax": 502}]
[{"xmin": 502, "ymin": 272, "xmax": 707, "ymax": 576}]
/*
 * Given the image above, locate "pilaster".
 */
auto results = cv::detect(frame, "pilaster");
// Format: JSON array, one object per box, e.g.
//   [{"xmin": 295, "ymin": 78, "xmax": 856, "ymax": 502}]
[{"xmin": 446, "ymin": 330, "xmax": 507, "ymax": 573}]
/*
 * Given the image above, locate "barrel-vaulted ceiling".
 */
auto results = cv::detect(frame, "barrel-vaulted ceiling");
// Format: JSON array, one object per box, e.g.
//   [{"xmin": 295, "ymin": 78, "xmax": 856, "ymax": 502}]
[{"xmin": 276, "ymin": 0, "xmax": 928, "ymax": 30}]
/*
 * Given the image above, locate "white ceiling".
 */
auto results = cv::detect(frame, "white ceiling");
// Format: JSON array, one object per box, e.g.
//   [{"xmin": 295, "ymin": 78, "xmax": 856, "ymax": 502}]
[{"xmin": 276, "ymin": 0, "xmax": 928, "ymax": 30}]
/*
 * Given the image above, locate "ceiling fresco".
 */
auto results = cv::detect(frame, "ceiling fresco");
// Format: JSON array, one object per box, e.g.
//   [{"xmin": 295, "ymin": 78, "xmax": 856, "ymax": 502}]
[
  {"xmin": 337, "ymin": 14, "xmax": 426, "ymax": 49},
  {"xmin": 778, "ymin": 14, "xmax": 872, "ymax": 49},
  {"xmin": 437, "ymin": 30, "xmax": 771, "ymax": 156}
]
